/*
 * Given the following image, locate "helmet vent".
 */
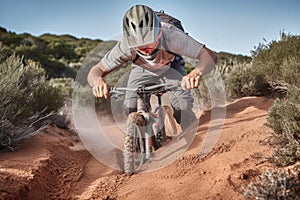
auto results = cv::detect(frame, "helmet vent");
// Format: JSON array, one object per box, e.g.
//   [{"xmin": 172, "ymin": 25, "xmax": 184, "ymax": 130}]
[
  {"xmin": 139, "ymin": 20, "xmax": 143, "ymax": 28},
  {"xmin": 145, "ymin": 12, "xmax": 149, "ymax": 24},
  {"xmin": 131, "ymin": 22, "xmax": 136, "ymax": 31},
  {"xmin": 125, "ymin": 18, "xmax": 130, "ymax": 28}
]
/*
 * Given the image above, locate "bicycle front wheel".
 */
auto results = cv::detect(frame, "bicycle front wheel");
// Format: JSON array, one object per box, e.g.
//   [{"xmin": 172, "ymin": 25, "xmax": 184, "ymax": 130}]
[{"xmin": 123, "ymin": 112, "xmax": 146, "ymax": 175}]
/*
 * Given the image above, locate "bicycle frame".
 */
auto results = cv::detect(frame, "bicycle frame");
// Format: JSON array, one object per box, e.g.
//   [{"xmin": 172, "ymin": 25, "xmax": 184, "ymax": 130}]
[
  {"xmin": 110, "ymin": 83, "xmax": 178, "ymax": 173},
  {"xmin": 136, "ymin": 87, "xmax": 167, "ymax": 159}
]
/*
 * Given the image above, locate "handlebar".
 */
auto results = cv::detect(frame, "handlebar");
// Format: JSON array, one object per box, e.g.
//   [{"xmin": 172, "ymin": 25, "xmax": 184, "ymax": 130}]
[{"xmin": 109, "ymin": 83, "xmax": 180, "ymax": 97}]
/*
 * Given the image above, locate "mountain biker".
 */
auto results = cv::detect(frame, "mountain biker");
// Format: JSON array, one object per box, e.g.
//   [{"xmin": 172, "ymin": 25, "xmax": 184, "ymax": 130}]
[{"xmin": 87, "ymin": 4, "xmax": 217, "ymax": 130}]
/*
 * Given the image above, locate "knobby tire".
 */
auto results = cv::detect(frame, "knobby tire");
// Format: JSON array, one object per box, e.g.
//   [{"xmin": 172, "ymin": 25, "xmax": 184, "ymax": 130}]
[{"xmin": 123, "ymin": 112, "xmax": 146, "ymax": 175}]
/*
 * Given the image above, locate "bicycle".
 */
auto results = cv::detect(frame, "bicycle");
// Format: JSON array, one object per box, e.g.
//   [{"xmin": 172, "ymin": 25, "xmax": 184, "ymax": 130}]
[{"xmin": 109, "ymin": 83, "xmax": 180, "ymax": 175}]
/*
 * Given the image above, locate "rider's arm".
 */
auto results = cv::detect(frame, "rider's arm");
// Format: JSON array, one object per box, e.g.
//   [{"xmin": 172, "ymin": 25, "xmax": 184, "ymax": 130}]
[
  {"xmin": 181, "ymin": 46, "xmax": 217, "ymax": 90},
  {"xmin": 87, "ymin": 61, "xmax": 109, "ymax": 86},
  {"xmin": 87, "ymin": 61, "xmax": 110, "ymax": 99},
  {"xmin": 87, "ymin": 39, "xmax": 132, "ymax": 98},
  {"xmin": 196, "ymin": 46, "xmax": 217, "ymax": 75},
  {"xmin": 162, "ymin": 27, "xmax": 217, "ymax": 90}
]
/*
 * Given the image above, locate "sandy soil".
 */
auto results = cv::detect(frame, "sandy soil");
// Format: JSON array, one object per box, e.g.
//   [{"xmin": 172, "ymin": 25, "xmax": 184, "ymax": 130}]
[{"xmin": 0, "ymin": 96, "xmax": 277, "ymax": 200}]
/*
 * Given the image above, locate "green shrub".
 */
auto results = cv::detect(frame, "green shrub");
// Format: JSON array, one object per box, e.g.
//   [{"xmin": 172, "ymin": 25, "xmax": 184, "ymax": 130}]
[
  {"xmin": 225, "ymin": 32, "xmax": 299, "ymax": 100},
  {"xmin": 226, "ymin": 65, "xmax": 269, "ymax": 99},
  {"xmin": 251, "ymin": 32, "xmax": 300, "ymax": 85},
  {"xmin": 49, "ymin": 78, "xmax": 75, "ymax": 98},
  {"xmin": 271, "ymin": 142, "xmax": 300, "ymax": 167},
  {"xmin": 288, "ymin": 86, "xmax": 300, "ymax": 105},
  {"xmin": 251, "ymin": 33, "xmax": 300, "ymax": 167},
  {"xmin": 267, "ymin": 99, "xmax": 300, "ymax": 166},
  {"xmin": 252, "ymin": 32, "xmax": 300, "ymax": 82},
  {"xmin": 0, "ymin": 28, "xmax": 101, "ymax": 79},
  {"xmin": 243, "ymin": 168, "xmax": 300, "ymax": 199},
  {"xmin": 46, "ymin": 41, "xmax": 78, "ymax": 61},
  {"xmin": 267, "ymin": 99, "xmax": 300, "ymax": 141},
  {"xmin": 282, "ymin": 60, "xmax": 300, "ymax": 87},
  {"xmin": 0, "ymin": 43, "xmax": 66, "ymax": 151}
]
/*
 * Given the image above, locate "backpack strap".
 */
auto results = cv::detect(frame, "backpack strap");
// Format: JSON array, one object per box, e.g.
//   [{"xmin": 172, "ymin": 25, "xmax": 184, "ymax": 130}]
[{"xmin": 155, "ymin": 10, "xmax": 185, "ymax": 32}]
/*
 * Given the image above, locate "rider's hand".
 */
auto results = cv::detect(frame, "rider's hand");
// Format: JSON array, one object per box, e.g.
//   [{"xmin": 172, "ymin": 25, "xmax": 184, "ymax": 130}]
[
  {"xmin": 181, "ymin": 68, "xmax": 202, "ymax": 90},
  {"xmin": 92, "ymin": 77, "xmax": 110, "ymax": 99}
]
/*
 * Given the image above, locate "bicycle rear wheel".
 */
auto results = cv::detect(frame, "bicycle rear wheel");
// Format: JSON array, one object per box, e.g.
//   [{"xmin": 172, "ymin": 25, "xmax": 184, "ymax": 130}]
[{"xmin": 123, "ymin": 112, "xmax": 146, "ymax": 175}]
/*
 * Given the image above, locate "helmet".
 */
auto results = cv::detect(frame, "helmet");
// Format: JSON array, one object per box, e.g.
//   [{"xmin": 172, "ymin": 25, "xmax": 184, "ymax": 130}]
[{"xmin": 123, "ymin": 5, "xmax": 161, "ymax": 48}]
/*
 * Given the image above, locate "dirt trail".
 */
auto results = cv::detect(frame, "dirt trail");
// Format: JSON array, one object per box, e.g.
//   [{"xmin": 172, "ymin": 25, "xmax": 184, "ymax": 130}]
[{"xmin": 0, "ymin": 97, "xmax": 276, "ymax": 200}]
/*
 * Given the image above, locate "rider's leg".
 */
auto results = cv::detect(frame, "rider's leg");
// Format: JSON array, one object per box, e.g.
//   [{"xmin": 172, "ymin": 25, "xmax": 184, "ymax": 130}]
[
  {"xmin": 124, "ymin": 66, "xmax": 159, "ymax": 115},
  {"xmin": 162, "ymin": 60, "xmax": 197, "ymax": 131}
]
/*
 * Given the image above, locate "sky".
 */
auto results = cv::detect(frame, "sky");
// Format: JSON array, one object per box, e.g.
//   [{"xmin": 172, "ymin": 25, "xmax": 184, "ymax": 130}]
[{"xmin": 0, "ymin": 0, "xmax": 299, "ymax": 56}]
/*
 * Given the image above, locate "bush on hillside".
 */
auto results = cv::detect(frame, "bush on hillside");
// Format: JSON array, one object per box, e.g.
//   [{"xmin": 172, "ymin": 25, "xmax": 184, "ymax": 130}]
[
  {"xmin": 267, "ymin": 99, "xmax": 300, "ymax": 139},
  {"xmin": 271, "ymin": 142, "xmax": 300, "ymax": 167},
  {"xmin": 243, "ymin": 168, "xmax": 300, "ymax": 199},
  {"xmin": 226, "ymin": 32, "xmax": 299, "ymax": 100},
  {"xmin": 288, "ymin": 86, "xmax": 300, "ymax": 105},
  {"xmin": 0, "ymin": 27, "xmax": 102, "ymax": 79},
  {"xmin": 253, "ymin": 33, "xmax": 300, "ymax": 166},
  {"xmin": 267, "ymin": 98, "xmax": 300, "ymax": 166},
  {"xmin": 251, "ymin": 32, "xmax": 300, "ymax": 85},
  {"xmin": 225, "ymin": 65, "xmax": 269, "ymax": 99},
  {"xmin": 0, "ymin": 43, "xmax": 66, "ymax": 151},
  {"xmin": 49, "ymin": 78, "xmax": 75, "ymax": 98},
  {"xmin": 236, "ymin": 32, "xmax": 300, "ymax": 199}
]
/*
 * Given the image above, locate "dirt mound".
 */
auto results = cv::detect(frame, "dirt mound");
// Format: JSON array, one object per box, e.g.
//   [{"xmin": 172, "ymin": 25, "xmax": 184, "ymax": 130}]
[{"xmin": 0, "ymin": 97, "xmax": 276, "ymax": 200}]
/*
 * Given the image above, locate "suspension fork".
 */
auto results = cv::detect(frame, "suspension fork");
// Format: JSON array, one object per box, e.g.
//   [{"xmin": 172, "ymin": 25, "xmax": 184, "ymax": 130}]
[
  {"xmin": 136, "ymin": 95, "xmax": 155, "ymax": 159},
  {"xmin": 154, "ymin": 94, "xmax": 167, "ymax": 146}
]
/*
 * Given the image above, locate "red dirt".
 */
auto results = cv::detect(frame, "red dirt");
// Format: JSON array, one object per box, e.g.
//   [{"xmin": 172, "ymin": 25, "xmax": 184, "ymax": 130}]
[{"xmin": 0, "ymin": 97, "xmax": 276, "ymax": 200}]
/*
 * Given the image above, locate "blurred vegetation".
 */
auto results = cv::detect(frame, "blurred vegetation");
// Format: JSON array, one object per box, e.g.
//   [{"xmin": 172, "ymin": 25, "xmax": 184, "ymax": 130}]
[
  {"xmin": 49, "ymin": 78, "xmax": 75, "ymax": 98},
  {"xmin": 0, "ymin": 42, "xmax": 66, "ymax": 151},
  {"xmin": 243, "ymin": 168, "xmax": 300, "ymax": 199},
  {"xmin": 0, "ymin": 26, "xmax": 101, "ymax": 79},
  {"xmin": 184, "ymin": 50, "xmax": 253, "ymax": 110},
  {"xmin": 251, "ymin": 32, "xmax": 300, "ymax": 85},
  {"xmin": 225, "ymin": 32, "xmax": 299, "ymax": 100}
]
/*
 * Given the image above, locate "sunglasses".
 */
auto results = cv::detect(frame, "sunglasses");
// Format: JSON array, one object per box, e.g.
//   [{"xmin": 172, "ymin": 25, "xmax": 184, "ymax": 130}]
[
  {"xmin": 136, "ymin": 40, "xmax": 159, "ymax": 55},
  {"xmin": 136, "ymin": 29, "xmax": 162, "ymax": 55}
]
